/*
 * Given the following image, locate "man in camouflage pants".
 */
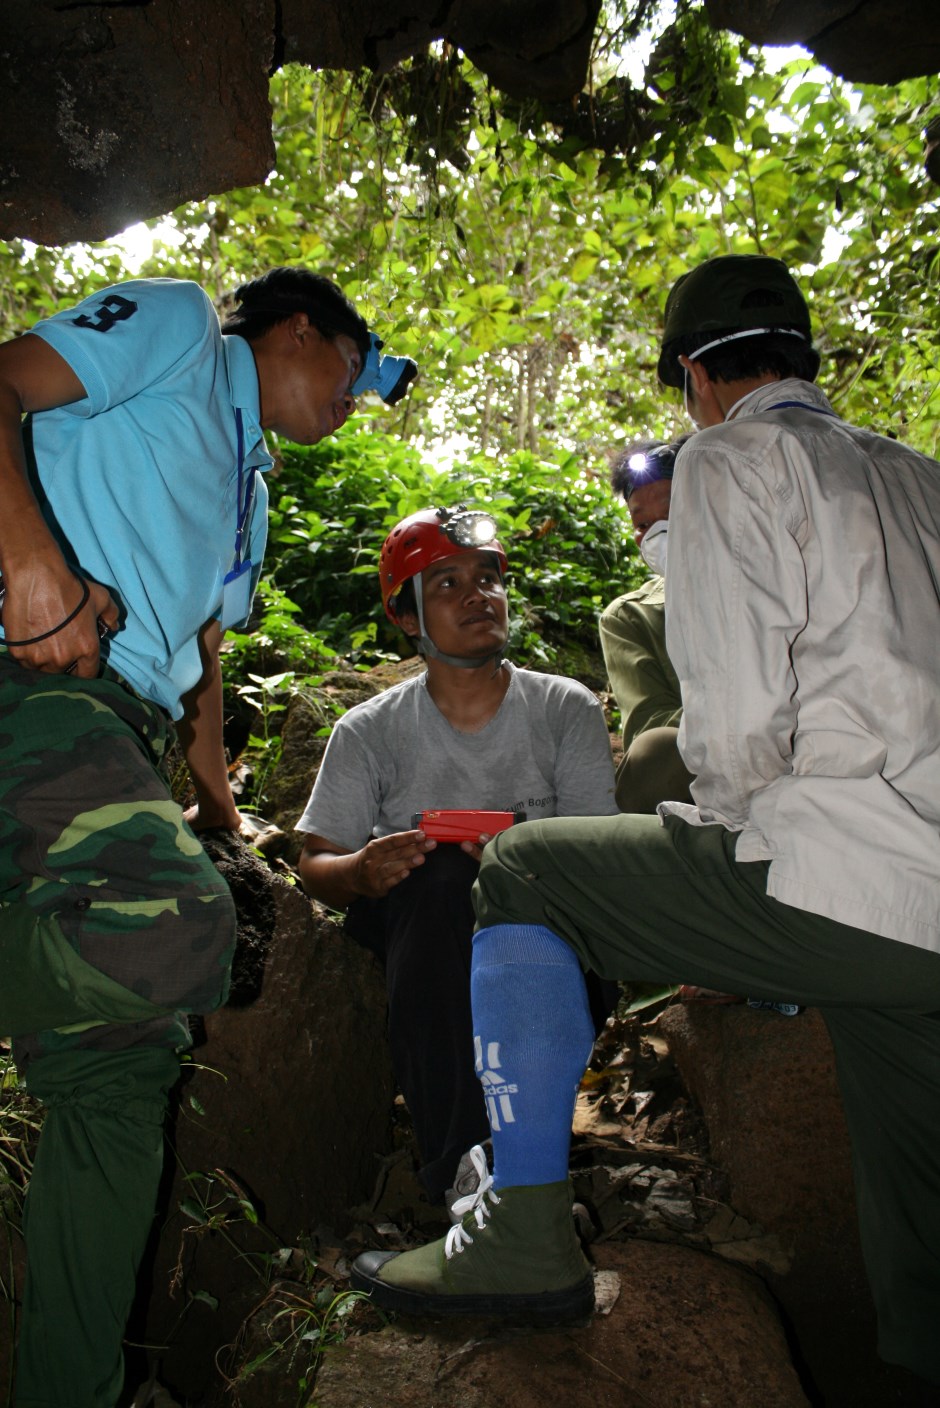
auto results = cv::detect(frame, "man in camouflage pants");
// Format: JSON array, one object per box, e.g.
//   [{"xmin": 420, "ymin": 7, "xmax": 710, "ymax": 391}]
[
  {"xmin": 0, "ymin": 267, "xmax": 414, "ymax": 1406},
  {"xmin": 0, "ymin": 669, "xmax": 230, "ymax": 1402}
]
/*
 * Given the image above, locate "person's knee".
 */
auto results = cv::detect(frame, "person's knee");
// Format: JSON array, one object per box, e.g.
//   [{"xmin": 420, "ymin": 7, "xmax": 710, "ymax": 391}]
[
  {"xmin": 69, "ymin": 855, "xmax": 237, "ymax": 1014},
  {"xmin": 473, "ymin": 824, "xmax": 545, "ymax": 929},
  {"xmin": 154, "ymin": 862, "xmax": 236, "ymax": 1011},
  {"xmin": 24, "ymin": 1045, "xmax": 180, "ymax": 1112},
  {"xmin": 615, "ymin": 726, "xmax": 693, "ymax": 812},
  {"xmin": 385, "ymin": 847, "xmax": 476, "ymax": 977},
  {"xmin": 401, "ymin": 844, "xmax": 478, "ymax": 898}
]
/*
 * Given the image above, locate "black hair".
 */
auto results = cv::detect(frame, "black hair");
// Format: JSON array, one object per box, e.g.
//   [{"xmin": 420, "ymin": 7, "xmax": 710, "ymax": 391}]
[
  {"xmin": 610, "ymin": 434, "xmax": 693, "ymax": 503},
  {"xmin": 221, "ymin": 266, "xmax": 370, "ymax": 363},
  {"xmin": 661, "ymin": 328, "xmax": 820, "ymax": 388},
  {"xmin": 391, "ymin": 578, "xmax": 424, "ymax": 654},
  {"xmin": 391, "ymin": 578, "xmax": 418, "ymax": 623}
]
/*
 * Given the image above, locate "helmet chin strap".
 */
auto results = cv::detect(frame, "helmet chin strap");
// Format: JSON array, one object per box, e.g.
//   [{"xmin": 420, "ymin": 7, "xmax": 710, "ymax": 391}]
[{"xmin": 413, "ymin": 575, "xmax": 504, "ymax": 671}]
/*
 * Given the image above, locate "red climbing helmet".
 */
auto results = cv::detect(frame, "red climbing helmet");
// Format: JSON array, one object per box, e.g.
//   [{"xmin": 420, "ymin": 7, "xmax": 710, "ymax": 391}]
[{"xmin": 379, "ymin": 505, "xmax": 507, "ymax": 622}]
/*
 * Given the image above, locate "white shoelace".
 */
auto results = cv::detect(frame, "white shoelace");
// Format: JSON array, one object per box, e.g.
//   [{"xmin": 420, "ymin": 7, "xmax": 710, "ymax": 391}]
[{"xmin": 444, "ymin": 1144, "xmax": 501, "ymax": 1259}]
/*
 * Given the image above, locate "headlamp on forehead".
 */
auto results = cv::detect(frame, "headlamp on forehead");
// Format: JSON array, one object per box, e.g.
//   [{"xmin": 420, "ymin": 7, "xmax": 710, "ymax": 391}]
[
  {"xmin": 351, "ymin": 332, "xmax": 418, "ymax": 406},
  {"xmin": 440, "ymin": 507, "xmax": 500, "ymax": 549},
  {"xmin": 621, "ymin": 443, "xmax": 677, "ymax": 496}
]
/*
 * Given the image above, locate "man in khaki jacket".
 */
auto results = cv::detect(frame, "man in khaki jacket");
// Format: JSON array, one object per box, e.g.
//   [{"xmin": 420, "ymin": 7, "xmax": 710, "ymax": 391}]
[{"xmin": 349, "ymin": 255, "xmax": 940, "ymax": 1390}]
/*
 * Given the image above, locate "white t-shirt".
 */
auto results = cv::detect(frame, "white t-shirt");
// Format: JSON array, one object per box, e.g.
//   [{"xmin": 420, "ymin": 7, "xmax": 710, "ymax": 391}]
[{"xmin": 296, "ymin": 662, "xmax": 618, "ymax": 850}]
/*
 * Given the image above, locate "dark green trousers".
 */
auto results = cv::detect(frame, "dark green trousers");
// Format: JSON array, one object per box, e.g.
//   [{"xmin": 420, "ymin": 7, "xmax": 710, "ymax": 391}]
[
  {"xmin": 14, "ymin": 1049, "xmax": 180, "ymax": 1408},
  {"xmin": 474, "ymin": 812, "xmax": 940, "ymax": 1385}
]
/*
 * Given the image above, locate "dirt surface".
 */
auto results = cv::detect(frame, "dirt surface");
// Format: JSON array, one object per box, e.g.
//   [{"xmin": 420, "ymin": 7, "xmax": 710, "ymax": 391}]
[{"xmin": 315, "ymin": 1239, "xmax": 810, "ymax": 1408}]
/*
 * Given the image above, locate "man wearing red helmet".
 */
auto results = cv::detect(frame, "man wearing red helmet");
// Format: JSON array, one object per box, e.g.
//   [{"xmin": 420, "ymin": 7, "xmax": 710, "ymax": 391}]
[{"xmin": 296, "ymin": 506, "xmax": 618, "ymax": 1205}]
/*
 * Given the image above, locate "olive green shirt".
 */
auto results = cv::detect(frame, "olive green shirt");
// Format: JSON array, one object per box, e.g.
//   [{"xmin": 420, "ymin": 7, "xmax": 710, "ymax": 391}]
[{"xmin": 599, "ymin": 576, "xmax": 682, "ymax": 752}]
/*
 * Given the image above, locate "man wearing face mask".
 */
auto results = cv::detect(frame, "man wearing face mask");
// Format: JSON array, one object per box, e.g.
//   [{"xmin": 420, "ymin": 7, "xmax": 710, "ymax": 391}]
[
  {"xmin": 349, "ymin": 255, "xmax": 940, "ymax": 1394},
  {"xmin": 599, "ymin": 438, "xmax": 694, "ymax": 813}
]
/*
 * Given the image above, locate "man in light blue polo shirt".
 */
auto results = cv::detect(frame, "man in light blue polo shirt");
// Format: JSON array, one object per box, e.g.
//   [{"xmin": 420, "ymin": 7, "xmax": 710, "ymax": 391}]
[{"xmin": 0, "ymin": 265, "xmax": 416, "ymax": 1406}]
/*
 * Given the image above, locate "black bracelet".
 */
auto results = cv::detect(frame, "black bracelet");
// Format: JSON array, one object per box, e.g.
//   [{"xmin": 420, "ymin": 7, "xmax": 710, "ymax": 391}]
[{"xmin": 2, "ymin": 576, "xmax": 91, "ymax": 647}]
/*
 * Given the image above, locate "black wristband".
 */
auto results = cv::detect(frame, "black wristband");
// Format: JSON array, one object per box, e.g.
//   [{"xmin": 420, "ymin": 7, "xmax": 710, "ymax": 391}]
[{"xmin": 2, "ymin": 576, "xmax": 91, "ymax": 647}]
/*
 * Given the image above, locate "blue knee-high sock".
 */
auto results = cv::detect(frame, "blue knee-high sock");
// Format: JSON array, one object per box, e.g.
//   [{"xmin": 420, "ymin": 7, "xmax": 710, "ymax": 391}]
[{"xmin": 471, "ymin": 923, "xmax": 595, "ymax": 1190}]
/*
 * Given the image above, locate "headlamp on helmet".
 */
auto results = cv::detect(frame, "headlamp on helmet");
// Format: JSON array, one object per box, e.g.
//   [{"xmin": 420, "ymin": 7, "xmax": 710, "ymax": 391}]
[
  {"xmin": 352, "ymin": 332, "xmax": 418, "ymax": 406},
  {"xmin": 444, "ymin": 509, "xmax": 500, "ymax": 549},
  {"xmin": 612, "ymin": 440, "xmax": 680, "ymax": 501}
]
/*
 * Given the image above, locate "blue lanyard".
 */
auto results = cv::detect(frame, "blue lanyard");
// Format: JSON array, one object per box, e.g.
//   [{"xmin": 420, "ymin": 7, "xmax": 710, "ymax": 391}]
[
  {"xmin": 232, "ymin": 408, "xmax": 257, "ymax": 570},
  {"xmin": 764, "ymin": 400, "xmax": 839, "ymax": 419}
]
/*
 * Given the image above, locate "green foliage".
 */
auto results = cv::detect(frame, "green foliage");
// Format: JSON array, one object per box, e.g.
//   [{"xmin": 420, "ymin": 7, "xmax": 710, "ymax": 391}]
[
  {"xmin": 259, "ymin": 424, "xmax": 643, "ymax": 667},
  {"xmin": 4, "ymin": 12, "xmax": 939, "ymax": 456}
]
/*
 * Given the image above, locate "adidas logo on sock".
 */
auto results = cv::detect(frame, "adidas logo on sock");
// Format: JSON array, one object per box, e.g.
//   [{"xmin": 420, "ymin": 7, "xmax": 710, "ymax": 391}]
[{"xmin": 474, "ymin": 1037, "xmax": 518, "ymax": 1130}]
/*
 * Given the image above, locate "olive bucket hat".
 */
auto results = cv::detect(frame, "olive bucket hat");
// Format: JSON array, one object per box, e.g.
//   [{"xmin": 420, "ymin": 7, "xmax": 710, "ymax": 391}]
[{"xmin": 657, "ymin": 254, "xmax": 814, "ymax": 388}]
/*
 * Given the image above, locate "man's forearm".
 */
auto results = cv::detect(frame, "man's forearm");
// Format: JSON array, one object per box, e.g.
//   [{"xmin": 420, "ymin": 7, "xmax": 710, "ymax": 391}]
[
  {"xmin": 176, "ymin": 620, "xmax": 240, "ymax": 829},
  {"xmin": 0, "ymin": 346, "xmax": 117, "ymax": 671},
  {"xmin": 299, "ymin": 849, "xmax": 361, "ymax": 910}
]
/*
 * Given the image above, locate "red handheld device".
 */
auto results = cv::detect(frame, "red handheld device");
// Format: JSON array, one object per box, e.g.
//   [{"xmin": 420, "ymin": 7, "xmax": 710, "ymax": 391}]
[{"xmin": 411, "ymin": 809, "xmax": 523, "ymax": 843}]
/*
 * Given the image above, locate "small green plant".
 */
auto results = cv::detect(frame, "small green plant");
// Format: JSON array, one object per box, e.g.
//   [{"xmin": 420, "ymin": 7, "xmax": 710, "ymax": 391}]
[
  {"xmin": 169, "ymin": 1166, "xmax": 276, "ymax": 1300},
  {"xmin": 233, "ymin": 671, "xmax": 293, "ymax": 803},
  {"xmin": 222, "ymin": 1278, "xmax": 375, "ymax": 1405},
  {"xmin": 0, "ymin": 1049, "xmax": 42, "ymax": 1408}
]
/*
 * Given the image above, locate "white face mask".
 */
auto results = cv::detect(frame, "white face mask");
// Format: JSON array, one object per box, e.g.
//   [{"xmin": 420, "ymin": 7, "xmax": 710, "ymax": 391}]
[{"xmin": 638, "ymin": 520, "xmax": 668, "ymax": 577}]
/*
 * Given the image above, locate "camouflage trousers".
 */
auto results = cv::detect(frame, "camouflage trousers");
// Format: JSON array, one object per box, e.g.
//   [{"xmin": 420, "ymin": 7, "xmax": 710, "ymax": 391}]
[
  {"xmin": 0, "ymin": 657, "xmax": 238, "ymax": 1405},
  {"xmin": 0, "ymin": 655, "xmax": 236, "ymax": 1065}
]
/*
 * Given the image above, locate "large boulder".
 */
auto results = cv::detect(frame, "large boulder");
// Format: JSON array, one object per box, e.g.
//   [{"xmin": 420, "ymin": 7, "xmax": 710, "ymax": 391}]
[
  {"xmin": 0, "ymin": 0, "xmax": 601, "ymax": 243},
  {"xmin": 704, "ymin": 1, "xmax": 940, "ymax": 86},
  {"xmin": 1, "ymin": 0, "xmax": 277, "ymax": 244},
  {"xmin": 658, "ymin": 1003, "xmax": 935, "ymax": 1407}
]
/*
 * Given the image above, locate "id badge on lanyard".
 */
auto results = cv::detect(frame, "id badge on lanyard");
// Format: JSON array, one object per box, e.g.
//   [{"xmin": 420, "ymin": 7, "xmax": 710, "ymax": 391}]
[
  {"xmin": 220, "ymin": 408, "xmax": 257, "ymax": 630},
  {"xmin": 221, "ymin": 558, "xmax": 253, "ymax": 630}
]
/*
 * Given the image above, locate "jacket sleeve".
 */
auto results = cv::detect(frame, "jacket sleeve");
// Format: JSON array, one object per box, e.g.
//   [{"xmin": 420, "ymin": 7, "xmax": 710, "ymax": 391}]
[
  {"xmin": 664, "ymin": 432, "xmax": 809, "ymax": 829},
  {"xmin": 599, "ymin": 595, "xmax": 683, "ymax": 749}
]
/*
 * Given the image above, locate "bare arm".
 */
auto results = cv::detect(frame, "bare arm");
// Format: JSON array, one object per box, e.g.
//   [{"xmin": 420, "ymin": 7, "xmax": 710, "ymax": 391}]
[
  {"xmin": 0, "ymin": 333, "xmax": 119, "ymax": 673},
  {"xmin": 299, "ymin": 829, "xmax": 436, "ymax": 910},
  {"xmin": 176, "ymin": 618, "xmax": 241, "ymax": 831}
]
